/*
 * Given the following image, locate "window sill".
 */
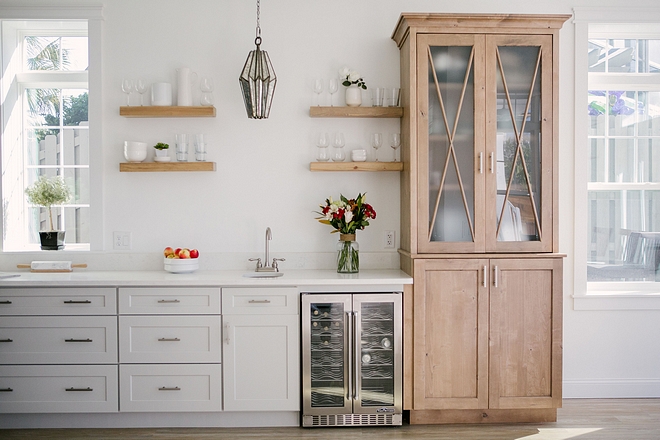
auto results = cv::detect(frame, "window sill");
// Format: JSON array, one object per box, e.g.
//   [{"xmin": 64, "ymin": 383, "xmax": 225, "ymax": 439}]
[{"xmin": 573, "ymin": 288, "xmax": 660, "ymax": 310}]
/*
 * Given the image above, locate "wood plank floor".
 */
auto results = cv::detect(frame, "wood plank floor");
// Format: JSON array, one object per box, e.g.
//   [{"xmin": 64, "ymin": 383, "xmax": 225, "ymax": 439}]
[{"xmin": 1, "ymin": 399, "xmax": 659, "ymax": 439}]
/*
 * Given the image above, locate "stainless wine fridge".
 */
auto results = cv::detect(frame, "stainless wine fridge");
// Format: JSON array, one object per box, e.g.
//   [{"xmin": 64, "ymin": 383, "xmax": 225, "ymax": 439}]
[{"xmin": 301, "ymin": 292, "xmax": 402, "ymax": 427}]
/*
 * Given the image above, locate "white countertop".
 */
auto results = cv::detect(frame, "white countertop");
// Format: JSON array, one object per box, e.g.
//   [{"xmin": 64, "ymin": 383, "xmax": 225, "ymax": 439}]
[{"xmin": 0, "ymin": 269, "xmax": 412, "ymax": 288}]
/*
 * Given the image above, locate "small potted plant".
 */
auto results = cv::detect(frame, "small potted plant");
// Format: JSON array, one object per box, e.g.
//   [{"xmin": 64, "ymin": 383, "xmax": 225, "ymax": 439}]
[
  {"xmin": 153, "ymin": 142, "xmax": 169, "ymax": 162},
  {"xmin": 25, "ymin": 175, "xmax": 71, "ymax": 250},
  {"xmin": 339, "ymin": 66, "xmax": 367, "ymax": 107}
]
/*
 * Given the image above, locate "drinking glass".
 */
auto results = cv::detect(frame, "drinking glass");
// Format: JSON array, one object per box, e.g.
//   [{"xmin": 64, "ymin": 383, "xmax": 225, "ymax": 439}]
[
  {"xmin": 391, "ymin": 133, "xmax": 401, "ymax": 162},
  {"xmin": 175, "ymin": 133, "xmax": 189, "ymax": 162},
  {"xmin": 331, "ymin": 132, "xmax": 346, "ymax": 162},
  {"xmin": 328, "ymin": 79, "xmax": 339, "ymax": 107},
  {"xmin": 200, "ymin": 77, "xmax": 214, "ymax": 106},
  {"xmin": 121, "ymin": 78, "xmax": 133, "ymax": 106},
  {"xmin": 372, "ymin": 87, "xmax": 385, "ymax": 107},
  {"xmin": 135, "ymin": 79, "xmax": 147, "ymax": 106},
  {"xmin": 195, "ymin": 134, "xmax": 207, "ymax": 161},
  {"xmin": 316, "ymin": 132, "xmax": 329, "ymax": 162},
  {"xmin": 313, "ymin": 78, "xmax": 324, "ymax": 106},
  {"xmin": 387, "ymin": 87, "xmax": 400, "ymax": 107},
  {"xmin": 370, "ymin": 132, "xmax": 383, "ymax": 162}
]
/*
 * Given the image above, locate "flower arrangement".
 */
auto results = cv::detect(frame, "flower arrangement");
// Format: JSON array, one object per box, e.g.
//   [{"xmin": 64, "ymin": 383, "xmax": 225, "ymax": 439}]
[
  {"xmin": 316, "ymin": 193, "xmax": 376, "ymax": 235},
  {"xmin": 25, "ymin": 175, "xmax": 71, "ymax": 232},
  {"xmin": 339, "ymin": 66, "xmax": 367, "ymax": 90}
]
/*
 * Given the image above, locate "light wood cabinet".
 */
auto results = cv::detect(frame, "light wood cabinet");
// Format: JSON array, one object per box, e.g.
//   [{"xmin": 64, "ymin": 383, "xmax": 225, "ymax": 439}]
[{"xmin": 393, "ymin": 13, "xmax": 569, "ymax": 424}]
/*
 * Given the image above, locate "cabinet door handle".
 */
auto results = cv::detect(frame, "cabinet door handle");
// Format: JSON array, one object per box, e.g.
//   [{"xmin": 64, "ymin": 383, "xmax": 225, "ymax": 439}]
[
  {"xmin": 482, "ymin": 266, "xmax": 487, "ymax": 287},
  {"xmin": 478, "ymin": 152, "xmax": 483, "ymax": 174},
  {"xmin": 0, "ymin": 339, "xmax": 13, "ymax": 343},
  {"xmin": 0, "ymin": 300, "xmax": 12, "ymax": 305},
  {"xmin": 353, "ymin": 311, "xmax": 360, "ymax": 402},
  {"xmin": 157, "ymin": 299, "xmax": 180, "ymax": 303},
  {"xmin": 66, "ymin": 387, "xmax": 93, "ymax": 392},
  {"xmin": 65, "ymin": 338, "xmax": 93, "ymax": 343},
  {"xmin": 0, "ymin": 388, "xmax": 13, "ymax": 392},
  {"xmin": 158, "ymin": 387, "xmax": 181, "ymax": 391},
  {"xmin": 490, "ymin": 152, "xmax": 494, "ymax": 174},
  {"xmin": 63, "ymin": 300, "xmax": 92, "ymax": 304},
  {"xmin": 224, "ymin": 323, "xmax": 230, "ymax": 345},
  {"xmin": 248, "ymin": 299, "xmax": 271, "ymax": 304},
  {"xmin": 157, "ymin": 338, "xmax": 180, "ymax": 342},
  {"xmin": 493, "ymin": 266, "xmax": 499, "ymax": 288}
]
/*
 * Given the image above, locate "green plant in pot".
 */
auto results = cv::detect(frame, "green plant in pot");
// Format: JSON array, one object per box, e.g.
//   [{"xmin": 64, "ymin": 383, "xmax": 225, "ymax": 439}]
[
  {"xmin": 25, "ymin": 176, "xmax": 71, "ymax": 250},
  {"xmin": 153, "ymin": 142, "xmax": 169, "ymax": 160}
]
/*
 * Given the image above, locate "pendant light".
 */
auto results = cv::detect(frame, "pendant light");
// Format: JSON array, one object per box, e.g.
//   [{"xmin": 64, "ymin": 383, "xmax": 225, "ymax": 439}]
[{"xmin": 239, "ymin": 0, "xmax": 277, "ymax": 119}]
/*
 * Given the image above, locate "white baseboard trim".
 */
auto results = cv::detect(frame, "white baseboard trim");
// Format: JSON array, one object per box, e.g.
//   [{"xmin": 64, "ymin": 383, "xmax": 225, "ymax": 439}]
[{"xmin": 564, "ymin": 378, "xmax": 660, "ymax": 398}]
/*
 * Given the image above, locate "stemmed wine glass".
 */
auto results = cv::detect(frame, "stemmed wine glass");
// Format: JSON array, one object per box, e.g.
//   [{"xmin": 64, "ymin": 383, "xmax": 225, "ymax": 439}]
[
  {"xmin": 316, "ymin": 132, "xmax": 329, "ymax": 162},
  {"xmin": 391, "ymin": 133, "xmax": 401, "ymax": 162},
  {"xmin": 313, "ymin": 78, "xmax": 324, "ymax": 106},
  {"xmin": 328, "ymin": 79, "xmax": 338, "ymax": 107},
  {"xmin": 135, "ymin": 79, "xmax": 147, "ymax": 106},
  {"xmin": 370, "ymin": 132, "xmax": 383, "ymax": 162},
  {"xmin": 200, "ymin": 77, "xmax": 214, "ymax": 106},
  {"xmin": 121, "ymin": 78, "xmax": 133, "ymax": 106},
  {"xmin": 331, "ymin": 132, "xmax": 346, "ymax": 162}
]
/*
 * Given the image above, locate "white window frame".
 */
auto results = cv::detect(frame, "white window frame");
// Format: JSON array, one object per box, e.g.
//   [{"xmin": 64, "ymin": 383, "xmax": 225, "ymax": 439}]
[
  {"xmin": 0, "ymin": 2, "xmax": 103, "ymax": 252},
  {"xmin": 573, "ymin": 7, "xmax": 660, "ymax": 310}
]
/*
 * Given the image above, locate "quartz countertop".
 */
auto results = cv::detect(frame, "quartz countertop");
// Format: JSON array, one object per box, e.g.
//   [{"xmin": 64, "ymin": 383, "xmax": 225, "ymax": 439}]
[{"xmin": 0, "ymin": 269, "xmax": 412, "ymax": 288}]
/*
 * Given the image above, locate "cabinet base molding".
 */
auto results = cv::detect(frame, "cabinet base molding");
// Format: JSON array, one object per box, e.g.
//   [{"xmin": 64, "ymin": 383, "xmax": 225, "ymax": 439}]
[{"xmin": 409, "ymin": 408, "xmax": 557, "ymax": 425}]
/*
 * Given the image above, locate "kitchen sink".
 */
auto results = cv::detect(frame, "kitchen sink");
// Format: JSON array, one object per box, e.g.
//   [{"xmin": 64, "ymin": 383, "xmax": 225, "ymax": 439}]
[{"xmin": 242, "ymin": 272, "xmax": 284, "ymax": 278}]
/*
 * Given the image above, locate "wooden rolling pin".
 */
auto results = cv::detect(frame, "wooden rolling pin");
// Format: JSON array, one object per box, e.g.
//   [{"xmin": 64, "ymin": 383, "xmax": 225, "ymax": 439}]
[{"xmin": 17, "ymin": 261, "xmax": 88, "ymax": 273}]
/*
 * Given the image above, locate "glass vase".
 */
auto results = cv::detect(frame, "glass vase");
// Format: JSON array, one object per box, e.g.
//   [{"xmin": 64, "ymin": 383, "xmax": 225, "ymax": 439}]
[{"xmin": 337, "ymin": 234, "xmax": 359, "ymax": 273}]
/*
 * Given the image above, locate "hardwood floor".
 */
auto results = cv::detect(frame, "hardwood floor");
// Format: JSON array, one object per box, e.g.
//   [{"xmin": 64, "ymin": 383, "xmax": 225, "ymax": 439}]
[{"xmin": 1, "ymin": 399, "xmax": 659, "ymax": 439}]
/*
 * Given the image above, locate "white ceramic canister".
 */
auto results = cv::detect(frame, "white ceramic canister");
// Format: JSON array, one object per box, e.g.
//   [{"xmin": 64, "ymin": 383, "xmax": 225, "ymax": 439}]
[
  {"xmin": 176, "ymin": 67, "xmax": 198, "ymax": 106},
  {"xmin": 151, "ymin": 83, "xmax": 172, "ymax": 106}
]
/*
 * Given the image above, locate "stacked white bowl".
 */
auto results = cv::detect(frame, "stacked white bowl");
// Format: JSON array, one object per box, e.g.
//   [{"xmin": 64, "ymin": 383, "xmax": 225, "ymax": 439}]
[{"xmin": 124, "ymin": 141, "xmax": 148, "ymax": 162}]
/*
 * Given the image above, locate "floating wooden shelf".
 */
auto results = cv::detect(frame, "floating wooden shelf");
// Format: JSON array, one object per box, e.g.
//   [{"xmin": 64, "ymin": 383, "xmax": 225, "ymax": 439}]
[
  {"xmin": 119, "ymin": 106, "xmax": 216, "ymax": 118},
  {"xmin": 309, "ymin": 106, "xmax": 403, "ymax": 118},
  {"xmin": 310, "ymin": 162, "xmax": 403, "ymax": 172},
  {"xmin": 120, "ymin": 162, "xmax": 216, "ymax": 172}
]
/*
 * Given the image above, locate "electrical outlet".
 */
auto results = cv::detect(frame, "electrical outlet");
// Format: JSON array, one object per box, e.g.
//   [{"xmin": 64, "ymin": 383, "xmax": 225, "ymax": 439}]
[
  {"xmin": 113, "ymin": 231, "xmax": 132, "ymax": 250},
  {"xmin": 384, "ymin": 230, "xmax": 395, "ymax": 249}
]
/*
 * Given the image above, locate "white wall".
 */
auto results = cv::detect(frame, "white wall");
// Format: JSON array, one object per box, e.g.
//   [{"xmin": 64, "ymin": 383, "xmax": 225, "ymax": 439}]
[{"xmin": 2, "ymin": 0, "xmax": 660, "ymax": 398}]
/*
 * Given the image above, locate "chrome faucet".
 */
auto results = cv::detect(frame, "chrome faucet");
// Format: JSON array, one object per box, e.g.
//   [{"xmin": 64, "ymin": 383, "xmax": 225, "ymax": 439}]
[{"xmin": 249, "ymin": 227, "xmax": 285, "ymax": 272}]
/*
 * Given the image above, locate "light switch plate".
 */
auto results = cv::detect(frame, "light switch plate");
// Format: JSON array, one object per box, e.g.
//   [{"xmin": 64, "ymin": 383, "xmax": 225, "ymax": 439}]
[{"xmin": 113, "ymin": 231, "xmax": 132, "ymax": 250}]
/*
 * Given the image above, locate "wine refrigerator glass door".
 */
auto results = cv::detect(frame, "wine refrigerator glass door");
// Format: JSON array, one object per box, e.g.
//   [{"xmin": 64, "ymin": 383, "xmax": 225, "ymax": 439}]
[
  {"xmin": 352, "ymin": 293, "xmax": 402, "ymax": 414},
  {"xmin": 301, "ymin": 294, "xmax": 352, "ymax": 415}
]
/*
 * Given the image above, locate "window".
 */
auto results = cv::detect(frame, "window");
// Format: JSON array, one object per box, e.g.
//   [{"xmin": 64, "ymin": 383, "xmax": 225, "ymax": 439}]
[{"xmin": 1, "ymin": 21, "xmax": 90, "ymax": 251}]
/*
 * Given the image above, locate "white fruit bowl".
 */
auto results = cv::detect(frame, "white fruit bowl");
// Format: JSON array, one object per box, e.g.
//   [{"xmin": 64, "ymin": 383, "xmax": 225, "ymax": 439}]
[{"xmin": 164, "ymin": 257, "xmax": 199, "ymax": 273}]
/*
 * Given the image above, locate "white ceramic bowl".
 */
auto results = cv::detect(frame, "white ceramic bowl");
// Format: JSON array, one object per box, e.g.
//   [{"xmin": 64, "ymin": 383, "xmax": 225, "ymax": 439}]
[
  {"xmin": 124, "ymin": 141, "xmax": 148, "ymax": 150},
  {"xmin": 164, "ymin": 257, "xmax": 199, "ymax": 273},
  {"xmin": 124, "ymin": 149, "xmax": 147, "ymax": 162}
]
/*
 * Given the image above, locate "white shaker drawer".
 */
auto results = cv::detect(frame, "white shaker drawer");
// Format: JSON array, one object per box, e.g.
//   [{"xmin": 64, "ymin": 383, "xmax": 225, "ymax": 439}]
[
  {"xmin": 119, "ymin": 364, "xmax": 222, "ymax": 412},
  {"xmin": 0, "ymin": 287, "xmax": 116, "ymax": 316},
  {"xmin": 0, "ymin": 316, "xmax": 118, "ymax": 364},
  {"xmin": 119, "ymin": 316, "xmax": 221, "ymax": 364},
  {"xmin": 0, "ymin": 365, "xmax": 118, "ymax": 413},
  {"xmin": 119, "ymin": 287, "xmax": 220, "ymax": 314},
  {"xmin": 222, "ymin": 287, "xmax": 298, "ymax": 315}
]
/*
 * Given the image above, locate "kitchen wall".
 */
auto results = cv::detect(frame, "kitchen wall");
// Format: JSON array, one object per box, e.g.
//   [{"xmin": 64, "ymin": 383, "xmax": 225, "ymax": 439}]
[{"xmin": 3, "ymin": 0, "xmax": 660, "ymax": 399}]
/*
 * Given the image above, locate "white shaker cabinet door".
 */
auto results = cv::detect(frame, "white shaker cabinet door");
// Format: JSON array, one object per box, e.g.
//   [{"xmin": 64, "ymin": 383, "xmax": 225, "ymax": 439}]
[{"xmin": 222, "ymin": 315, "xmax": 300, "ymax": 411}]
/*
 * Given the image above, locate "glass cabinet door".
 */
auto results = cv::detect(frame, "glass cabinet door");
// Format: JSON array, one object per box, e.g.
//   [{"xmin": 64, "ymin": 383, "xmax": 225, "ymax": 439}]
[
  {"xmin": 417, "ymin": 34, "xmax": 486, "ymax": 253},
  {"xmin": 353, "ymin": 294, "xmax": 402, "ymax": 414},
  {"xmin": 302, "ymin": 294, "xmax": 352, "ymax": 415},
  {"xmin": 485, "ymin": 35, "xmax": 554, "ymax": 252}
]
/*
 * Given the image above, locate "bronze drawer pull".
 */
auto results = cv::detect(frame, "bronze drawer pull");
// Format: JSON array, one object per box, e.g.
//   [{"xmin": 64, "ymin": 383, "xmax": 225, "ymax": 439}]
[
  {"xmin": 0, "ymin": 300, "xmax": 12, "ymax": 304},
  {"xmin": 0, "ymin": 388, "xmax": 13, "ymax": 392},
  {"xmin": 66, "ymin": 387, "xmax": 93, "ymax": 392},
  {"xmin": 65, "ymin": 338, "xmax": 93, "ymax": 342},
  {"xmin": 158, "ymin": 387, "xmax": 181, "ymax": 391},
  {"xmin": 158, "ymin": 338, "xmax": 180, "ymax": 342},
  {"xmin": 157, "ymin": 299, "xmax": 181, "ymax": 303},
  {"xmin": 63, "ymin": 300, "xmax": 92, "ymax": 304},
  {"xmin": 0, "ymin": 339, "xmax": 13, "ymax": 343},
  {"xmin": 248, "ymin": 299, "xmax": 271, "ymax": 304}
]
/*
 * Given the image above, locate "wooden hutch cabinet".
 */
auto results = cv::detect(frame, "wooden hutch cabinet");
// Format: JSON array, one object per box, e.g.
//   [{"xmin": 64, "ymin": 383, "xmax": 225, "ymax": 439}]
[{"xmin": 392, "ymin": 14, "xmax": 569, "ymax": 424}]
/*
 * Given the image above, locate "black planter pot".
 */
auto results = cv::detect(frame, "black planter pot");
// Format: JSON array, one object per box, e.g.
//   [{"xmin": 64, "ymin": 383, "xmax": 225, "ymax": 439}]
[{"xmin": 39, "ymin": 231, "xmax": 65, "ymax": 250}]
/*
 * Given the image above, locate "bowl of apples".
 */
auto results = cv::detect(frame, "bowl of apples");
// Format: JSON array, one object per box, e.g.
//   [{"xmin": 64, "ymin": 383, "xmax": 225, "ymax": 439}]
[{"xmin": 163, "ymin": 246, "xmax": 200, "ymax": 273}]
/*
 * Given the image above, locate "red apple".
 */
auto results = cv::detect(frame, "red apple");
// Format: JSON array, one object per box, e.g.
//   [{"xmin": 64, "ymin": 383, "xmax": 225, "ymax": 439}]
[
  {"xmin": 163, "ymin": 247, "xmax": 174, "ymax": 258},
  {"xmin": 174, "ymin": 248, "xmax": 182, "ymax": 257},
  {"xmin": 190, "ymin": 249, "xmax": 199, "ymax": 259},
  {"xmin": 179, "ymin": 248, "xmax": 191, "ymax": 259}
]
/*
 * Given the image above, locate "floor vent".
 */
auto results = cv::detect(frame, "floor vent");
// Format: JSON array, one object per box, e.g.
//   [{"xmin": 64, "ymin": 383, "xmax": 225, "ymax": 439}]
[{"xmin": 306, "ymin": 413, "xmax": 402, "ymax": 427}]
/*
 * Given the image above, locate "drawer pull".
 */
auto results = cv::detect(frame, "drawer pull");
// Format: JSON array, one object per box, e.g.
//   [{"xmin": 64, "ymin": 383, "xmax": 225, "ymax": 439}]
[
  {"xmin": 0, "ymin": 300, "xmax": 12, "ymax": 304},
  {"xmin": 157, "ymin": 299, "xmax": 181, "ymax": 303},
  {"xmin": 0, "ymin": 388, "xmax": 13, "ymax": 392},
  {"xmin": 0, "ymin": 339, "xmax": 13, "ymax": 343},
  {"xmin": 63, "ymin": 300, "xmax": 92, "ymax": 304},
  {"xmin": 159, "ymin": 387, "xmax": 181, "ymax": 391},
  {"xmin": 65, "ymin": 338, "xmax": 93, "ymax": 343},
  {"xmin": 158, "ymin": 338, "xmax": 181, "ymax": 342},
  {"xmin": 248, "ymin": 299, "xmax": 271, "ymax": 304},
  {"xmin": 66, "ymin": 387, "xmax": 93, "ymax": 392}
]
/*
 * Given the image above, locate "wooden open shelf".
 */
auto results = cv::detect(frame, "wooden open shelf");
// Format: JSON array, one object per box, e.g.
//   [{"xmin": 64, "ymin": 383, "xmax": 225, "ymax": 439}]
[
  {"xmin": 120, "ymin": 162, "xmax": 216, "ymax": 172},
  {"xmin": 310, "ymin": 162, "xmax": 403, "ymax": 172},
  {"xmin": 309, "ymin": 106, "xmax": 403, "ymax": 118},
  {"xmin": 119, "ymin": 106, "xmax": 216, "ymax": 118}
]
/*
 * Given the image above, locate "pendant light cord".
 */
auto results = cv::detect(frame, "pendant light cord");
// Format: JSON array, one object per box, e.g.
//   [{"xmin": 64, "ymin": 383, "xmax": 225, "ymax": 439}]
[{"xmin": 255, "ymin": 0, "xmax": 262, "ymax": 45}]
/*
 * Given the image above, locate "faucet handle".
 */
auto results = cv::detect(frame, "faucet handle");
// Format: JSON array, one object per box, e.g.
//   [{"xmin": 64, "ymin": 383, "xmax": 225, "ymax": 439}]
[
  {"xmin": 272, "ymin": 258, "xmax": 285, "ymax": 272},
  {"xmin": 248, "ymin": 258, "xmax": 262, "ymax": 269}
]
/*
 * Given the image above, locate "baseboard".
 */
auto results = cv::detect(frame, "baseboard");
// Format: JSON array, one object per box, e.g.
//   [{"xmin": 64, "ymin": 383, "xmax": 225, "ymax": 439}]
[{"xmin": 563, "ymin": 379, "xmax": 660, "ymax": 398}]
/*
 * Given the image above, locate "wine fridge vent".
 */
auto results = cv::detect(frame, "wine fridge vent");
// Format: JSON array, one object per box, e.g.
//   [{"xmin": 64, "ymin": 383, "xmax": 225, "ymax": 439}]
[{"xmin": 304, "ymin": 413, "xmax": 402, "ymax": 427}]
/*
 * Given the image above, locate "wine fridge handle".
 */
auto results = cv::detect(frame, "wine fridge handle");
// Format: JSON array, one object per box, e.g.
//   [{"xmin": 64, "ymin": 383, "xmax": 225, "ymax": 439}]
[
  {"xmin": 346, "ymin": 311, "xmax": 352, "ymax": 401},
  {"xmin": 353, "ymin": 311, "xmax": 360, "ymax": 402}
]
